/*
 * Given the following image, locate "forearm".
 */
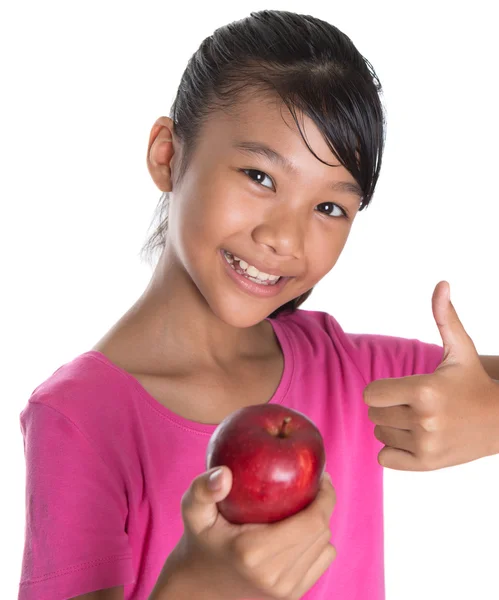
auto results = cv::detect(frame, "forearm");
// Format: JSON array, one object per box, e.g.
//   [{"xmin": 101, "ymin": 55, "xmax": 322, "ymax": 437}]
[
  {"xmin": 148, "ymin": 552, "xmax": 204, "ymax": 600},
  {"xmin": 148, "ymin": 547, "xmax": 233, "ymax": 600},
  {"xmin": 149, "ymin": 566, "xmax": 218, "ymax": 600},
  {"xmin": 491, "ymin": 379, "xmax": 499, "ymax": 457}
]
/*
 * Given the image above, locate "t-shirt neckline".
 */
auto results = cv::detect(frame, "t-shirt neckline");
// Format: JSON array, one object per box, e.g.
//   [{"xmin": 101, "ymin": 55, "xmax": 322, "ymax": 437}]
[{"xmin": 84, "ymin": 316, "xmax": 294, "ymax": 434}]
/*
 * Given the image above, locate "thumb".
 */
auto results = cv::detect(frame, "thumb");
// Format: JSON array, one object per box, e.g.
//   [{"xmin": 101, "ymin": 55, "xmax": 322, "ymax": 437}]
[
  {"xmin": 180, "ymin": 466, "xmax": 233, "ymax": 535},
  {"xmin": 432, "ymin": 280, "xmax": 477, "ymax": 366}
]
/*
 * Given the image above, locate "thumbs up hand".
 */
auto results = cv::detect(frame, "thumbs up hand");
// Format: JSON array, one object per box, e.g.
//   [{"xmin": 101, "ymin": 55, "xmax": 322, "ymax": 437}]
[{"xmin": 364, "ymin": 281, "xmax": 499, "ymax": 471}]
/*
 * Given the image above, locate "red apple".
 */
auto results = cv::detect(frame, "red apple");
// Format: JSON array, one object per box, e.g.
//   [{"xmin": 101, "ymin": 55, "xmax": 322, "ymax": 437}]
[{"xmin": 205, "ymin": 404, "xmax": 326, "ymax": 524}]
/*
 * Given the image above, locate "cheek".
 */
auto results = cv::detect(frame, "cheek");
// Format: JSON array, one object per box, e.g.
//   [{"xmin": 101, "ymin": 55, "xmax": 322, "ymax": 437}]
[
  {"xmin": 174, "ymin": 199, "xmax": 209, "ymax": 265},
  {"xmin": 187, "ymin": 171, "xmax": 253, "ymax": 235},
  {"xmin": 170, "ymin": 189, "xmax": 214, "ymax": 272},
  {"xmin": 176, "ymin": 188, "xmax": 223, "ymax": 242},
  {"xmin": 175, "ymin": 186, "xmax": 251, "ymax": 267},
  {"xmin": 307, "ymin": 234, "xmax": 346, "ymax": 277},
  {"xmin": 208, "ymin": 192, "xmax": 254, "ymax": 233}
]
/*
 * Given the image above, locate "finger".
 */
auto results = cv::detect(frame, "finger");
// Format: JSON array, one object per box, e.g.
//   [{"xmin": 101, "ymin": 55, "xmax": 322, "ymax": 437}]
[
  {"xmin": 271, "ymin": 527, "xmax": 333, "ymax": 595},
  {"xmin": 378, "ymin": 446, "xmax": 428, "ymax": 471},
  {"xmin": 364, "ymin": 375, "xmax": 423, "ymax": 408},
  {"xmin": 256, "ymin": 512, "xmax": 330, "ymax": 573},
  {"xmin": 247, "ymin": 524, "xmax": 330, "ymax": 595},
  {"xmin": 368, "ymin": 405, "xmax": 413, "ymax": 430},
  {"xmin": 291, "ymin": 542, "xmax": 337, "ymax": 600},
  {"xmin": 234, "ymin": 474, "xmax": 335, "ymax": 567},
  {"xmin": 181, "ymin": 466, "xmax": 233, "ymax": 535},
  {"xmin": 374, "ymin": 425, "xmax": 414, "ymax": 453},
  {"xmin": 270, "ymin": 473, "xmax": 335, "ymax": 540},
  {"xmin": 432, "ymin": 280, "xmax": 478, "ymax": 366}
]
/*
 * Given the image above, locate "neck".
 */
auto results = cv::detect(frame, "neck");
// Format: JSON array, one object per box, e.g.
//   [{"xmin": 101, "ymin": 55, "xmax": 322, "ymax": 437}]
[{"xmin": 101, "ymin": 245, "xmax": 272, "ymax": 375}]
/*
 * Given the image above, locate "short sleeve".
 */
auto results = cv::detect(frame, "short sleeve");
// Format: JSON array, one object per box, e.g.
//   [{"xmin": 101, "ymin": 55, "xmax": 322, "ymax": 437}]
[
  {"xmin": 346, "ymin": 332, "xmax": 444, "ymax": 383},
  {"xmin": 18, "ymin": 401, "xmax": 134, "ymax": 600}
]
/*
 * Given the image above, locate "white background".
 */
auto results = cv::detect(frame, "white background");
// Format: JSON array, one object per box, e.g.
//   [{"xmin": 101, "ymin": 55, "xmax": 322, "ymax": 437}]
[{"xmin": 2, "ymin": 1, "xmax": 498, "ymax": 598}]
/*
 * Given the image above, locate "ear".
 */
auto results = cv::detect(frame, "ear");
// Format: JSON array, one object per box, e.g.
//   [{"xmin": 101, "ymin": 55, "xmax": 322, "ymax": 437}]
[{"xmin": 147, "ymin": 116, "xmax": 176, "ymax": 192}]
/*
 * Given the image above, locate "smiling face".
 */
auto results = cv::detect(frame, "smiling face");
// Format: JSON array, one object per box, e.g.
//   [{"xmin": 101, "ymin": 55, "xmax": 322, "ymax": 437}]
[{"xmin": 163, "ymin": 92, "xmax": 362, "ymax": 328}]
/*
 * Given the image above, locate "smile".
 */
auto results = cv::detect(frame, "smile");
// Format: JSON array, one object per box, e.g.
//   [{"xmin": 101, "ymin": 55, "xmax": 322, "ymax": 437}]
[
  {"xmin": 220, "ymin": 249, "xmax": 292, "ymax": 298},
  {"xmin": 223, "ymin": 250, "xmax": 281, "ymax": 286}
]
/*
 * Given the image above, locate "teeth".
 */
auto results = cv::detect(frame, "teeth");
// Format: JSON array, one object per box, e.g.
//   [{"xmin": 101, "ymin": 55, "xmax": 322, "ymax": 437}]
[{"xmin": 224, "ymin": 250, "xmax": 281, "ymax": 285}]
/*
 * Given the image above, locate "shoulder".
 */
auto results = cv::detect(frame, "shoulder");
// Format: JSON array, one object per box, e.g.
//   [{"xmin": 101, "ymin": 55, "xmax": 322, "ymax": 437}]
[
  {"xmin": 270, "ymin": 307, "xmax": 352, "ymax": 350},
  {"xmin": 20, "ymin": 351, "xmax": 135, "ymax": 444},
  {"xmin": 271, "ymin": 307, "xmax": 338, "ymax": 334},
  {"xmin": 273, "ymin": 308, "xmax": 443, "ymax": 381},
  {"xmin": 26, "ymin": 351, "xmax": 127, "ymax": 410}
]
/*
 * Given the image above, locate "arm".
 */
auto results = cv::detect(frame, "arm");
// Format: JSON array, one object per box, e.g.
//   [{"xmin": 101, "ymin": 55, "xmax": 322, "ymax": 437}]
[
  {"xmin": 18, "ymin": 403, "xmax": 134, "ymax": 600},
  {"xmin": 67, "ymin": 561, "xmax": 220, "ymax": 600},
  {"xmin": 149, "ymin": 572, "xmax": 218, "ymax": 600},
  {"xmin": 148, "ymin": 548, "xmax": 225, "ymax": 600},
  {"xmin": 65, "ymin": 554, "xmax": 217, "ymax": 600},
  {"xmin": 480, "ymin": 355, "xmax": 499, "ymax": 456},
  {"xmin": 479, "ymin": 355, "xmax": 499, "ymax": 382}
]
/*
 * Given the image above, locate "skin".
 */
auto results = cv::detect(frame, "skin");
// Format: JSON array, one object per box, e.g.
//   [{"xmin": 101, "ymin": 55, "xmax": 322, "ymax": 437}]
[
  {"xmin": 93, "ymin": 90, "xmax": 499, "ymax": 442},
  {"xmin": 93, "ymin": 92, "xmax": 362, "ymax": 403},
  {"xmin": 79, "ymin": 90, "xmax": 499, "ymax": 600}
]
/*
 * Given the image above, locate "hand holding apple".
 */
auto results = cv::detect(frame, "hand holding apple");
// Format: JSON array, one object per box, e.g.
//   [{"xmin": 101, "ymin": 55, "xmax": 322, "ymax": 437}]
[
  {"xmin": 158, "ymin": 464, "xmax": 336, "ymax": 600},
  {"xmin": 206, "ymin": 404, "xmax": 327, "ymax": 524}
]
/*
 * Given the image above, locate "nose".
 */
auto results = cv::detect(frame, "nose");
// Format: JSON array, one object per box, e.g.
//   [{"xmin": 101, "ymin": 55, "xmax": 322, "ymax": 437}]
[{"xmin": 252, "ymin": 208, "xmax": 305, "ymax": 259}]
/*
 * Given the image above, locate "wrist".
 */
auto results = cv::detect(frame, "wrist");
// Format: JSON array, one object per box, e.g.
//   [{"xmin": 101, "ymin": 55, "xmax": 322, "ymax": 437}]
[
  {"xmin": 151, "ymin": 565, "xmax": 218, "ymax": 600},
  {"xmin": 173, "ymin": 554, "xmax": 237, "ymax": 600},
  {"xmin": 491, "ymin": 380, "xmax": 499, "ymax": 457},
  {"xmin": 149, "ymin": 541, "xmax": 235, "ymax": 600},
  {"xmin": 148, "ymin": 547, "xmax": 195, "ymax": 600}
]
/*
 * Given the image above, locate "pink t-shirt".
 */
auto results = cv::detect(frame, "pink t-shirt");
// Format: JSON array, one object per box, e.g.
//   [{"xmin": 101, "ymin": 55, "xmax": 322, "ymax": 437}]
[{"xmin": 18, "ymin": 309, "xmax": 443, "ymax": 600}]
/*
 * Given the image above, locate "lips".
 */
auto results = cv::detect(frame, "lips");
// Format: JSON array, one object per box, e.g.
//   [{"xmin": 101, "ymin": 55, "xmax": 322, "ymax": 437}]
[
  {"xmin": 224, "ymin": 251, "xmax": 281, "ymax": 285},
  {"xmin": 220, "ymin": 249, "xmax": 292, "ymax": 298},
  {"xmin": 223, "ymin": 249, "xmax": 289, "ymax": 278}
]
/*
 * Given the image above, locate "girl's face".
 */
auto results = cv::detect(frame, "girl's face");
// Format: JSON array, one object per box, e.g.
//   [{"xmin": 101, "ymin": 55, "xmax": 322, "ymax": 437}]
[{"xmin": 163, "ymin": 93, "xmax": 363, "ymax": 328}]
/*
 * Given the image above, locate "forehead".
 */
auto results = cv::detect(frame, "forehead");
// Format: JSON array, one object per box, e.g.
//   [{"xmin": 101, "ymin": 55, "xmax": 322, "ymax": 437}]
[
  {"xmin": 200, "ymin": 91, "xmax": 357, "ymax": 182},
  {"xmin": 206, "ymin": 92, "xmax": 326, "ymax": 153}
]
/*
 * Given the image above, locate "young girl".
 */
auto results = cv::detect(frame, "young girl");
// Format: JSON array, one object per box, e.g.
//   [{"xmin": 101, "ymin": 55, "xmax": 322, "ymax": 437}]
[{"xmin": 17, "ymin": 9, "xmax": 455, "ymax": 600}]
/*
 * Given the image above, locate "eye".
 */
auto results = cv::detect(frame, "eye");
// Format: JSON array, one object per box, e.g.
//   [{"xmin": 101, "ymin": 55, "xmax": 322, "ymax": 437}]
[
  {"xmin": 241, "ymin": 169, "xmax": 348, "ymax": 219},
  {"xmin": 242, "ymin": 169, "xmax": 275, "ymax": 190},
  {"xmin": 315, "ymin": 202, "xmax": 348, "ymax": 219}
]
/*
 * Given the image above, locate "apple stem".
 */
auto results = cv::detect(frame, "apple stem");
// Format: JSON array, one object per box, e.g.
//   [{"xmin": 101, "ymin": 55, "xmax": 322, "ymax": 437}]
[{"xmin": 278, "ymin": 416, "xmax": 292, "ymax": 438}]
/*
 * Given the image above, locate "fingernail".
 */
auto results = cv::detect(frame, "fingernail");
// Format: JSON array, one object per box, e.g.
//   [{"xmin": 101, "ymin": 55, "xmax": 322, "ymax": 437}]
[
  {"xmin": 208, "ymin": 468, "xmax": 223, "ymax": 490},
  {"xmin": 323, "ymin": 472, "xmax": 332, "ymax": 483}
]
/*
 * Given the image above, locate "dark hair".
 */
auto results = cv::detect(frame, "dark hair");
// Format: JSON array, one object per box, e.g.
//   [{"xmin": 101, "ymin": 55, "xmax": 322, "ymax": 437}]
[{"xmin": 140, "ymin": 9, "xmax": 386, "ymax": 318}]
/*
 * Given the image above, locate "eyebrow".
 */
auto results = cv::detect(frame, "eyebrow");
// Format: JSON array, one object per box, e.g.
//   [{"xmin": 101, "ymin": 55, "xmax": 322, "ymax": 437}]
[{"xmin": 232, "ymin": 140, "xmax": 363, "ymax": 200}]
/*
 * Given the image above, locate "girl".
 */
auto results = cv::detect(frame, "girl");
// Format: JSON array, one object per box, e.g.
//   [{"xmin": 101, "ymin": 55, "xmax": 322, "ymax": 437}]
[{"xmin": 17, "ymin": 9, "xmax": 447, "ymax": 600}]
